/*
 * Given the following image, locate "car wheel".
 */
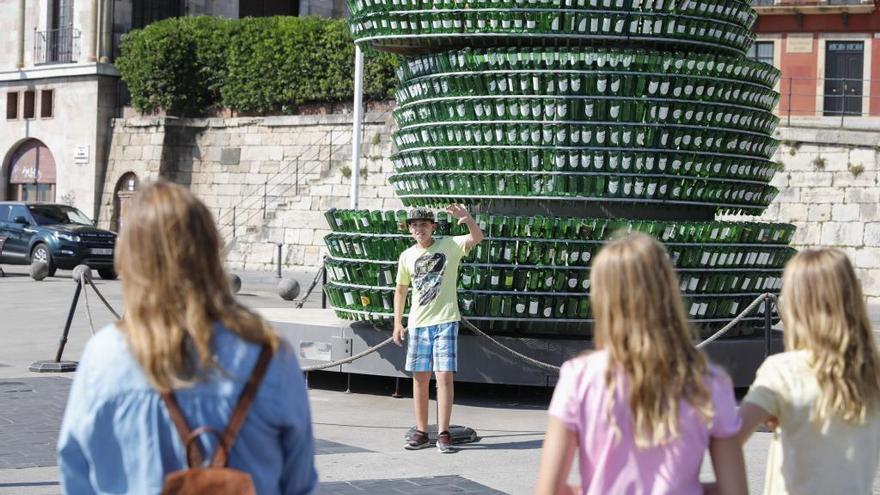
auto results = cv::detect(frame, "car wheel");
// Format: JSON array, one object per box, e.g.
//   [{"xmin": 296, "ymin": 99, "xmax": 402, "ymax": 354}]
[
  {"xmin": 98, "ymin": 268, "xmax": 117, "ymax": 280},
  {"xmin": 31, "ymin": 243, "xmax": 57, "ymax": 277}
]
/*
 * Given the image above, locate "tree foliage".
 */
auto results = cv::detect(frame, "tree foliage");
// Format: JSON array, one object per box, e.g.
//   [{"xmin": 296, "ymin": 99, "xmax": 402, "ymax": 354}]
[{"xmin": 116, "ymin": 16, "xmax": 397, "ymax": 116}]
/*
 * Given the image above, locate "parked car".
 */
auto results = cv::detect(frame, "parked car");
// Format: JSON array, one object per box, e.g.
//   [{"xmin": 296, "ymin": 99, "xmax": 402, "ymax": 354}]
[{"xmin": 0, "ymin": 202, "xmax": 117, "ymax": 279}]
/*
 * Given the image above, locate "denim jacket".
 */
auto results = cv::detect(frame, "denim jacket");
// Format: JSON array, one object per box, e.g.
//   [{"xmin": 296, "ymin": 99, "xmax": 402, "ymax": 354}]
[{"xmin": 57, "ymin": 324, "xmax": 318, "ymax": 495}]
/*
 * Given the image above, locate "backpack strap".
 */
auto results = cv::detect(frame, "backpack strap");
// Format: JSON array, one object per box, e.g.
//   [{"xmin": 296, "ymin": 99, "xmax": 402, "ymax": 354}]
[
  {"xmin": 161, "ymin": 343, "xmax": 275, "ymax": 469},
  {"xmin": 161, "ymin": 390, "xmax": 205, "ymax": 467},
  {"xmin": 211, "ymin": 344, "xmax": 274, "ymax": 467}
]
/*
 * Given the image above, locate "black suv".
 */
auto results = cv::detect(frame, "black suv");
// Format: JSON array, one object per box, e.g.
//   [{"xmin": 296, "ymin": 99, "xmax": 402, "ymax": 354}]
[{"xmin": 0, "ymin": 202, "xmax": 117, "ymax": 279}]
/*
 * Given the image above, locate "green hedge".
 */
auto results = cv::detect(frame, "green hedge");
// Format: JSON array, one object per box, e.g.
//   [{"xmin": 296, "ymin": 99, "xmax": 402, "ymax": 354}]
[{"xmin": 116, "ymin": 16, "xmax": 398, "ymax": 116}]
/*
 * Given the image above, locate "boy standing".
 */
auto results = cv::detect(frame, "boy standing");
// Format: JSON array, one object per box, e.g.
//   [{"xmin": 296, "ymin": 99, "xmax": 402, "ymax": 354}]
[{"xmin": 393, "ymin": 205, "xmax": 484, "ymax": 453}]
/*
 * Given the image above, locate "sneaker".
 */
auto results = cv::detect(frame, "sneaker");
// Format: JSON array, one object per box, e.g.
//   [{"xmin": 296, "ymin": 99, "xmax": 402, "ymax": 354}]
[
  {"xmin": 404, "ymin": 430, "xmax": 430, "ymax": 450},
  {"xmin": 437, "ymin": 430, "xmax": 454, "ymax": 453}
]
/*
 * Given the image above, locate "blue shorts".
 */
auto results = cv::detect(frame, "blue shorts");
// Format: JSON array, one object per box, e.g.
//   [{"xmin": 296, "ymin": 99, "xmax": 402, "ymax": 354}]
[{"xmin": 405, "ymin": 322, "xmax": 459, "ymax": 373}]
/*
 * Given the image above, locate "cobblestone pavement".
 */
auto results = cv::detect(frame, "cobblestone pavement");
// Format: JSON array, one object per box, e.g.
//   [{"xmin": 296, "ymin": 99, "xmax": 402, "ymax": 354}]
[
  {"xmin": 0, "ymin": 378, "xmax": 71, "ymax": 470},
  {"xmin": 318, "ymin": 475, "xmax": 505, "ymax": 494}
]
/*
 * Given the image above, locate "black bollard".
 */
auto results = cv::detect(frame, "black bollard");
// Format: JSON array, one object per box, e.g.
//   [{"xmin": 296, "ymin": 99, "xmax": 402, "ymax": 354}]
[{"xmin": 30, "ymin": 280, "xmax": 81, "ymax": 372}]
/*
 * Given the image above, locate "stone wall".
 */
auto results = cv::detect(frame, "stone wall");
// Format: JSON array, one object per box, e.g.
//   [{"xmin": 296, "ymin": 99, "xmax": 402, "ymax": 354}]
[
  {"xmin": 102, "ymin": 114, "xmax": 880, "ymax": 302},
  {"xmin": 752, "ymin": 125, "xmax": 880, "ymax": 304},
  {"xmin": 99, "ymin": 110, "xmax": 402, "ymax": 270}
]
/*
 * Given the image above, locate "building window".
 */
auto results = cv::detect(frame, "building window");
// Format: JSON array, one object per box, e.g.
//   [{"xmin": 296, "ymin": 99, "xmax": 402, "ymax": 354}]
[
  {"xmin": 6, "ymin": 92, "xmax": 18, "ymax": 120},
  {"xmin": 23, "ymin": 91, "xmax": 35, "ymax": 119},
  {"xmin": 747, "ymin": 41, "xmax": 774, "ymax": 67},
  {"xmin": 40, "ymin": 90, "xmax": 54, "ymax": 119},
  {"xmin": 751, "ymin": 0, "xmax": 774, "ymax": 6},
  {"xmin": 240, "ymin": 0, "xmax": 300, "ymax": 17},
  {"xmin": 7, "ymin": 139, "xmax": 57, "ymax": 202},
  {"xmin": 132, "ymin": 0, "xmax": 184, "ymax": 29}
]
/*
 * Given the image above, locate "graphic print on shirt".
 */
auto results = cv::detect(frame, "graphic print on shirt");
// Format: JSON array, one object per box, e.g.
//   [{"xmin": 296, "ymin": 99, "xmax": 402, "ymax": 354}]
[{"xmin": 412, "ymin": 252, "xmax": 447, "ymax": 306}]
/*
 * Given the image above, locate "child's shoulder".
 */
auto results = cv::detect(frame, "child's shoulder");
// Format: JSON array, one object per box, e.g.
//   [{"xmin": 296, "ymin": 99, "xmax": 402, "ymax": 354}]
[
  {"xmin": 760, "ymin": 350, "xmax": 812, "ymax": 372},
  {"xmin": 562, "ymin": 350, "xmax": 610, "ymax": 378}
]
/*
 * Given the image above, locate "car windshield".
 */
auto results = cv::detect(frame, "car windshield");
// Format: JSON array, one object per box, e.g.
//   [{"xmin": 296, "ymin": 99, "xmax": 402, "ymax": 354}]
[{"xmin": 27, "ymin": 205, "xmax": 93, "ymax": 226}]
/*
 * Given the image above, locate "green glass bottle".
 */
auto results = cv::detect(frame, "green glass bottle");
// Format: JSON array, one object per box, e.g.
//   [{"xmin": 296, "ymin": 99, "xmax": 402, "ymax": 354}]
[
  {"xmin": 380, "ymin": 290, "xmax": 393, "ymax": 313},
  {"xmin": 461, "ymin": 292, "xmax": 476, "ymax": 316},
  {"xmin": 489, "ymin": 294, "xmax": 502, "ymax": 316},
  {"xmin": 489, "ymin": 267, "xmax": 502, "ymax": 289},
  {"xmin": 475, "ymin": 293, "xmax": 488, "ymax": 316}
]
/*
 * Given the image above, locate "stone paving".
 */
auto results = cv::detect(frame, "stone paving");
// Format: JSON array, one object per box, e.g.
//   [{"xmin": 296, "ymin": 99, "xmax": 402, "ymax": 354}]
[
  {"xmin": 0, "ymin": 378, "xmax": 71, "ymax": 470},
  {"xmin": 2, "ymin": 263, "xmax": 880, "ymax": 494},
  {"xmin": 318, "ymin": 476, "xmax": 505, "ymax": 495}
]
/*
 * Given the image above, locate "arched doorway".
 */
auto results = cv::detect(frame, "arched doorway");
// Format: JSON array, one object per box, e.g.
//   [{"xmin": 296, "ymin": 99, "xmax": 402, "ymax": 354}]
[
  {"xmin": 7, "ymin": 139, "xmax": 56, "ymax": 202},
  {"xmin": 113, "ymin": 172, "xmax": 138, "ymax": 232}
]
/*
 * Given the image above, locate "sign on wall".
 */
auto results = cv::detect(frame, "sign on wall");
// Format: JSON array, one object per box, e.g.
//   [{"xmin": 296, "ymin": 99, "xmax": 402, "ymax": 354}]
[
  {"xmin": 74, "ymin": 145, "xmax": 89, "ymax": 164},
  {"xmin": 786, "ymin": 34, "xmax": 814, "ymax": 53}
]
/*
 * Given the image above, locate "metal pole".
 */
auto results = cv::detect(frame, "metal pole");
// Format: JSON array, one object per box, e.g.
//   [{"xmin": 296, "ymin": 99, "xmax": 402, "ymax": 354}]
[
  {"xmin": 295, "ymin": 158, "xmax": 299, "ymax": 195},
  {"xmin": 262, "ymin": 180, "xmax": 268, "ymax": 220},
  {"xmin": 321, "ymin": 257, "xmax": 328, "ymax": 309},
  {"xmin": 55, "ymin": 281, "xmax": 83, "ymax": 362},
  {"xmin": 276, "ymin": 242, "xmax": 282, "ymax": 279},
  {"xmin": 787, "ymin": 77, "xmax": 792, "ymax": 126},
  {"xmin": 841, "ymin": 80, "xmax": 847, "ymax": 128},
  {"xmin": 764, "ymin": 295, "xmax": 773, "ymax": 358},
  {"xmin": 232, "ymin": 206, "xmax": 236, "ymax": 237},
  {"xmin": 350, "ymin": 44, "xmax": 365, "ymax": 210}
]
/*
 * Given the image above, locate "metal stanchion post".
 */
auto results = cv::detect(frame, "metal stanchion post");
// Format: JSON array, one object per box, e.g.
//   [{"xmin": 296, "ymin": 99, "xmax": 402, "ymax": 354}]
[
  {"xmin": 321, "ymin": 257, "xmax": 328, "ymax": 309},
  {"xmin": 275, "ymin": 242, "xmax": 283, "ymax": 279},
  {"xmin": 30, "ymin": 279, "xmax": 81, "ymax": 372},
  {"xmin": 262, "ymin": 180, "xmax": 268, "ymax": 220}
]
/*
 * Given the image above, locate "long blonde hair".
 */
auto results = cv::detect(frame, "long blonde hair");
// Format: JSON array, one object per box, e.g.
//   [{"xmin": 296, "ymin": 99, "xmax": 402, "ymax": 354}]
[
  {"xmin": 591, "ymin": 233, "xmax": 713, "ymax": 448},
  {"xmin": 781, "ymin": 248, "xmax": 880, "ymax": 423},
  {"xmin": 115, "ymin": 180, "xmax": 279, "ymax": 392}
]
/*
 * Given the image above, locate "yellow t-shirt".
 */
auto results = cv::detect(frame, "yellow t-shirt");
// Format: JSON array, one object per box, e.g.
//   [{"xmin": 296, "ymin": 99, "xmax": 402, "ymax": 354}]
[
  {"xmin": 395, "ymin": 236, "xmax": 470, "ymax": 329},
  {"xmin": 743, "ymin": 350, "xmax": 880, "ymax": 495}
]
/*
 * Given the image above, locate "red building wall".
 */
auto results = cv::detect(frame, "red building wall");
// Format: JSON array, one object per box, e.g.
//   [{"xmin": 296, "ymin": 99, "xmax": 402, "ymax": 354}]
[
  {"xmin": 778, "ymin": 35, "xmax": 819, "ymax": 116},
  {"xmin": 756, "ymin": 6, "xmax": 880, "ymax": 116}
]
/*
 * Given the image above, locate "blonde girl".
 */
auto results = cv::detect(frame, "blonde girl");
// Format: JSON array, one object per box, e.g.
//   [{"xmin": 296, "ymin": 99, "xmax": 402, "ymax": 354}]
[
  {"xmin": 535, "ymin": 233, "xmax": 747, "ymax": 495},
  {"xmin": 737, "ymin": 248, "xmax": 880, "ymax": 494},
  {"xmin": 58, "ymin": 181, "xmax": 318, "ymax": 494}
]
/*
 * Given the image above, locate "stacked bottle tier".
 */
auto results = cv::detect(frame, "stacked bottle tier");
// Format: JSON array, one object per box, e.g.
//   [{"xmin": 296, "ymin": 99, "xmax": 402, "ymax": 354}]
[
  {"xmin": 389, "ymin": 48, "xmax": 779, "ymax": 214},
  {"xmin": 322, "ymin": 210, "xmax": 792, "ymax": 337},
  {"xmin": 347, "ymin": 0, "xmax": 757, "ymax": 56}
]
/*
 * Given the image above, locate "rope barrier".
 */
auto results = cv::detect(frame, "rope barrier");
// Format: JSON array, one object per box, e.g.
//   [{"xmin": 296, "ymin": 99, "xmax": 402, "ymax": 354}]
[
  {"xmin": 80, "ymin": 273, "xmax": 97, "ymax": 336},
  {"xmin": 695, "ymin": 293, "xmax": 776, "ymax": 349},
  {"xmin": 67, "ymin": 265, "xmax": 777, "ymax": 376},
  {"xmin": 460, "ymin": 318, "xmax": 562, "ymax": 372},
  {"xmin": 301, "ymin": 337, "xmax": 396, "ymax": 372},
  {"xmin": 86, "ymin": 277, "xmax": 122, "ymax": 319},
  {"xmin": 294, "ymin": 266, "xmax": 326, "ymax": 309}
]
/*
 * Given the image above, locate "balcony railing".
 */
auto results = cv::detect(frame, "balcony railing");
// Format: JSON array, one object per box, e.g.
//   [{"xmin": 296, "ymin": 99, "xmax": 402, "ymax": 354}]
[
  {"xmin": 777, "ymin": 77, "xmax": 880, "ymax": 128},
  {"xmin": 34, "ymin": 27, "xmax": 81, "ymax": 65},
  {"xmin": 751, "ymin": 0, "xmax": 874, "ymax": 13}
]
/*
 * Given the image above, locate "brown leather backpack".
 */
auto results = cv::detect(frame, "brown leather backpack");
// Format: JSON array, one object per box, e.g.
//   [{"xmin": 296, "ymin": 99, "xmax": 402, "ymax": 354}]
[{"xmin": 160, "ymin": 345, "xmax": 273, "ymax": 495}]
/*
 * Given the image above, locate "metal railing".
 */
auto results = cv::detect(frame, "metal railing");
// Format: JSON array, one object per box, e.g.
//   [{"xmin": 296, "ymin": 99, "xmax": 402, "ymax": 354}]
[
  {"xmin": 776, "ymin": 77, "xmax": 880, "ymax": 128},
  {"xmin": 34, "ymin": 27, "xmax": 80, "ymax": 65},
  {"xmin": 752, "ymin": 0, "xmax": 867, "ymax": 6},
  {"xmin": 216, "ymin": 132, "xmax": 340, "ymax": 244}
]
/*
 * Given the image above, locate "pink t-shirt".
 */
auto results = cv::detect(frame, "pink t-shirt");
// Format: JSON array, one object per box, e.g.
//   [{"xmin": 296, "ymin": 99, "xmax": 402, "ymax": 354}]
[{"xmin": 548, "ymin": 351, "xmax": 741, "ymax": 495}]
